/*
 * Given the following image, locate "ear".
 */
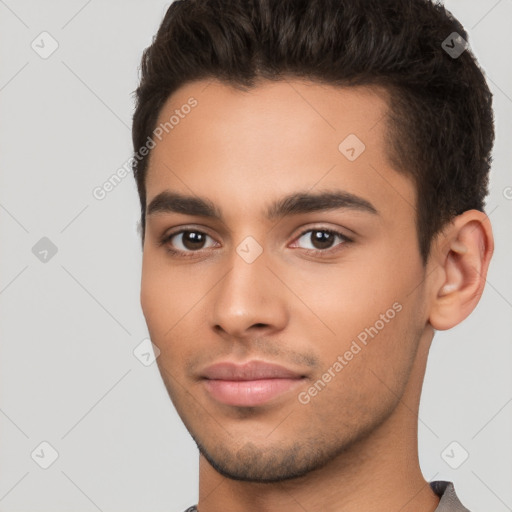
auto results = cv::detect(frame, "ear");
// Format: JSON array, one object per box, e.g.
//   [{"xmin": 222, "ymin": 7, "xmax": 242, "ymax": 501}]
[{"xmin": 427, "ymin": 210, "xmax": 494, "ymax": 331}]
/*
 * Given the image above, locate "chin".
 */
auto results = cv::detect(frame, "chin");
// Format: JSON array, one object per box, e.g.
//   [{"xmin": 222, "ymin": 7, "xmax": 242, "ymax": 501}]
[{"xmin": 194, "ymin": 434, "xmax": 336, "ymax": 483}]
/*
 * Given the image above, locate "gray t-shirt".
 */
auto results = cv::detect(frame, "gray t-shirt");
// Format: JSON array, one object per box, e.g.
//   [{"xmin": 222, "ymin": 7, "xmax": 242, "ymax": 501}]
[{"xmin": 182, "ymin": 480, "xmax": 471, "ymax": 512}]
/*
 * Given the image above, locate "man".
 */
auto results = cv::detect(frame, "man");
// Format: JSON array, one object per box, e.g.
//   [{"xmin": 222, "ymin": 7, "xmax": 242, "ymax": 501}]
[{"xmin": 131, "ymin": 0, "xmax": 495, "ymax": 510}]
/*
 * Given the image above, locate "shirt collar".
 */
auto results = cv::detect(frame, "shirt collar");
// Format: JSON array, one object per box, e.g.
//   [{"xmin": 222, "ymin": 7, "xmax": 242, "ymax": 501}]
[
  {"xmin": 185, "ymin": 480, "xmax": 471, "ymax": 512},
  {"xmin": 430, "ymin": 481, "xmax": 471, "ymax": 512}
]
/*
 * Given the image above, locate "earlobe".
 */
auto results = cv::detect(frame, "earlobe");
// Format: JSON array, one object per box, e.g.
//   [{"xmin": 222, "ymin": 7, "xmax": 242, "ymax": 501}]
[{"xmin": 428, "ymin": 210, "xmax": 494, "ymax": 331}]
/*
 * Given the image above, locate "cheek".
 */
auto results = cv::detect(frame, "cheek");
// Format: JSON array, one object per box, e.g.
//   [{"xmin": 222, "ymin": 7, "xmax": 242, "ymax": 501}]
[
  {"xmin": 140, "ymin": 256, "xmax": 184, "ymax": 340},
  {"xmin": 283, "ymin": 256, "xmax": 404, "ymax": 346},
  {"xmin": 301, "ymin": 306, "xmax": 419, "ymax": 430},
  {"xmin": 140, "ymin": 258, "xmax": 209, "ymax": 366},
  {"xmin": 289, "ymin": 254, "xmax": 421, "ymax": 387},
  {"xmin": 140, "ymin": 261, "xmax": 165, "ymax": 333}
]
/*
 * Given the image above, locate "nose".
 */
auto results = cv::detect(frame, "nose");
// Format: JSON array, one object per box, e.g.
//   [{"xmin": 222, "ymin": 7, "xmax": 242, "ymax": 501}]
[{"xmin": 210, "ymin": 246, "xmax": 288, "ymax": 340}]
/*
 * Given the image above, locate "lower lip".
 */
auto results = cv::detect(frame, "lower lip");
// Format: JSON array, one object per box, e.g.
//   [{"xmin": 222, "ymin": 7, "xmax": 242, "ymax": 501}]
[{"xmin": 202, "ymin": 378, "xmax": 305, "ymax": 407}]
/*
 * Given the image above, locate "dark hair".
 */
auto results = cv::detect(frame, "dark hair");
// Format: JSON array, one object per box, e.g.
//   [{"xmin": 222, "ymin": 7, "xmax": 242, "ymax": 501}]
[{"xmin": 131, "ymin": 0, "xmax": 494, "ymax": 264}]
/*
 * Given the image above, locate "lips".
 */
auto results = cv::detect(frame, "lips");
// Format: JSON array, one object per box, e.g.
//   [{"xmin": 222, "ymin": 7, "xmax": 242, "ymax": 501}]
[
  {"xmin": 200, "ymin": 360, "xmax": 307, "ymax": 407},
  {"xmin": 201, "ymin": 360, "xmax": 305, "ymax": 380}
]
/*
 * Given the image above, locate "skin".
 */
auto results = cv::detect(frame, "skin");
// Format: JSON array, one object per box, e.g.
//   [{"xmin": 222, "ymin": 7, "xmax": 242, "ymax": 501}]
[{"xmin": 140, "ymin": 78, "xmax": 494, "ymax": 512}]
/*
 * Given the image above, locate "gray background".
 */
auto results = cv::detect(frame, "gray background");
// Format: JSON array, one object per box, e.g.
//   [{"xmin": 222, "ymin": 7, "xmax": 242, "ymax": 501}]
[{"xmin": 0, "ymin": 1, "xmax": 511, "ymax": 511}]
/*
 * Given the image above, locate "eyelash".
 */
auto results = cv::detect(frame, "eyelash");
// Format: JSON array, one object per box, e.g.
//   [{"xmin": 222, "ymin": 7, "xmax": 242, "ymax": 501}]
[{"xmin": 158, "ymin": 226, "xmax": 353, "ymax": 259}]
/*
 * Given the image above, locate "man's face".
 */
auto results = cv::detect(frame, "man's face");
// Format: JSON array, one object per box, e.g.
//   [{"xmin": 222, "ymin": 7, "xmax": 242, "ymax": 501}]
[{"xmin": 140, "ymin": 79, "xmax": 431, "ymax": 481}]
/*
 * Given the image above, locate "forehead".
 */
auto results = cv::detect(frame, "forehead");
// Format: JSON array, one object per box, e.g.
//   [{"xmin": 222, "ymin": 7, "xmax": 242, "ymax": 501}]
[{"xmin": 145, "ymin": 78, "xmax": 415, "ymax": 226}]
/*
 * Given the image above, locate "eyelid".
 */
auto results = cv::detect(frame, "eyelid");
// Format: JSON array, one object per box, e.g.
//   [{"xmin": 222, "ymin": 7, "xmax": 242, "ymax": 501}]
[{"xmin": 292, "ymin": 224, "xmax": 353, "ymax": 242}]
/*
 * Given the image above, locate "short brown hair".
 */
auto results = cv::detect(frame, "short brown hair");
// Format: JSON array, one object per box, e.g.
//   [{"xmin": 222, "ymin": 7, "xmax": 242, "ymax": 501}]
[{"xmin": 132, "ymin": 0, "xmax": 495, "ymax": 264}]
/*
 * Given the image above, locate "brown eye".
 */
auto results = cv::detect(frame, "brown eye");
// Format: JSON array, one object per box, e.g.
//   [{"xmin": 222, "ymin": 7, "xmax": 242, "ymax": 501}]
[
  {"xmin": 178, "ymin": 231, "xmax": 208, "ymax": 250},
  {"xmin": 308, "ymin": 230, "xmax": 336, "ymax": 250},
  {"xmin": 294, "ymin": 228, "xmax": 351, "ymax": 253},
  {"xmin": 163, "ymin": 230, "xmax": 217, "ymax": 254}
]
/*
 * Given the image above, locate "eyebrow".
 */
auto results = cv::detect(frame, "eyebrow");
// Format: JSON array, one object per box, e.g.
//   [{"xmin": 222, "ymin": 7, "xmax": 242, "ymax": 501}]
[{"xmin": 146, "ymin": 189, "xmax": 379, "ymax": 220}]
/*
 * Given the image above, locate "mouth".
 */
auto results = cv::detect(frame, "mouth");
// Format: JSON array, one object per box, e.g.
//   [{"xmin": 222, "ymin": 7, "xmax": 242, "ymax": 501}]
[{"xmin": 200, "ymin": 360, "xmax": 307, "ymax": 407}]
